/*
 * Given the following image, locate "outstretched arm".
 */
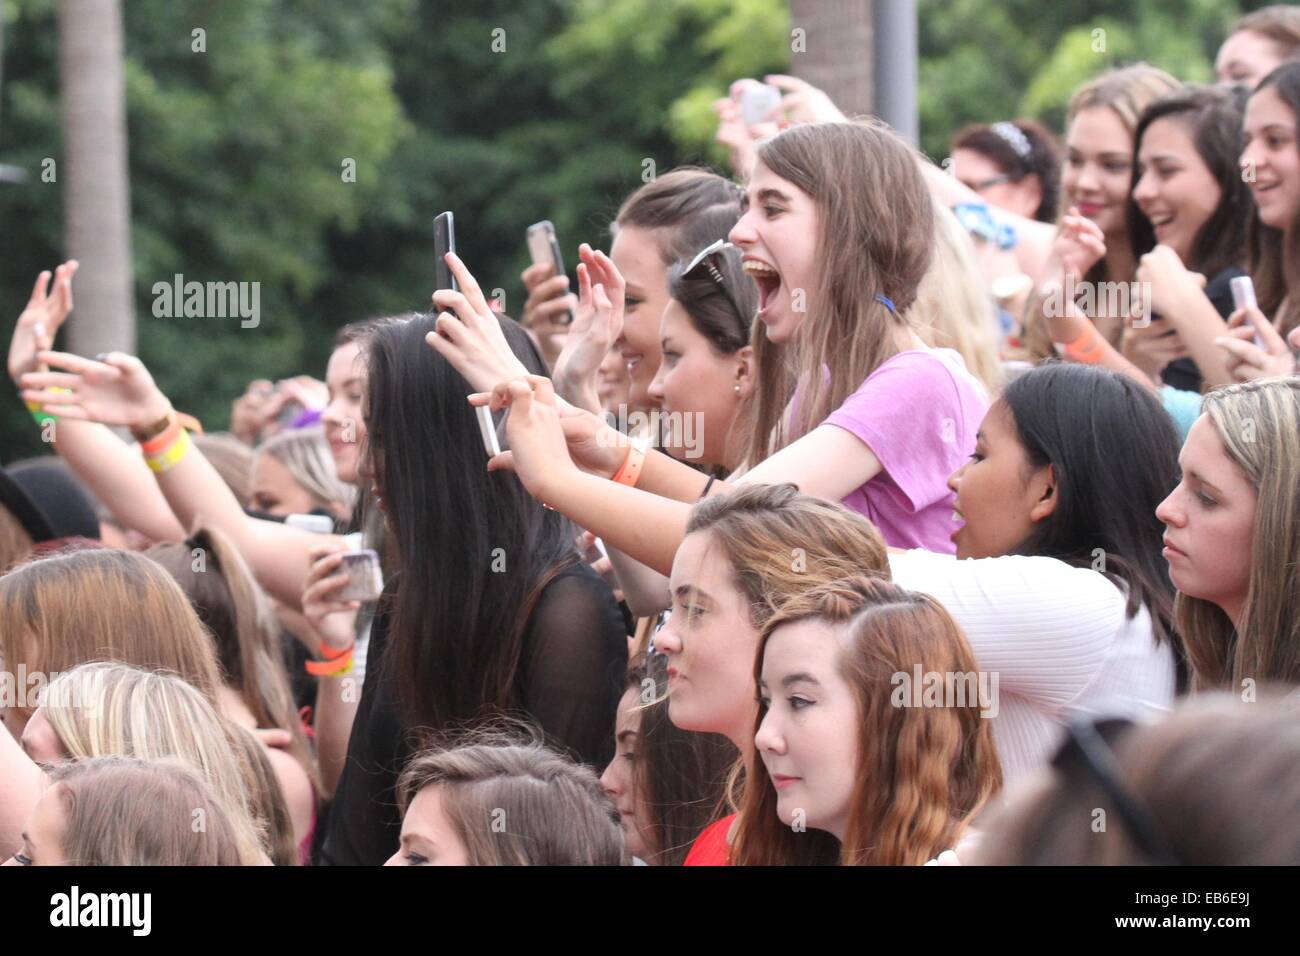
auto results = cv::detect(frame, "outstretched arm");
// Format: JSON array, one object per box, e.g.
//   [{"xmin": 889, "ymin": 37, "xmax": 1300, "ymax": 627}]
[{"xmin": 21, "ymin": 351, "xmax": 340, "ymax": 607}]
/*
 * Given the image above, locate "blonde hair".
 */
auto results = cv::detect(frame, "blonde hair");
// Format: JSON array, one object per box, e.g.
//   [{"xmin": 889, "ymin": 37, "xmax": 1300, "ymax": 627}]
[
  {"xmin": 40, "ymin": 662, "xmax": 268, "ymax": 865},
  {"xmin": 255, "ymin": 426, "xmax": 355, "ymax": 515},
  {"xmin": 397, "ymin": 736, "xmax": 624, "ymax": 866},
  {"xmin": 0, "ymin": 549, "xmax": 222, "ymax": 723},
  {"xmin": 1177, "ymin": 377, "xmax": 1300, "ymax": 689},
  {"xmin": 908, "ymin": 205, "xmax": 1004, "ymax": 393},
  {"xmin": 49, "ymin": 757, "xmax": 245, "ymax": 866},
  {"xmin": 146, "ymin": 525, "xmax": 319, "ymax": 794},
  {"xmin": 193, "ymin": 433, "xmax": 255, "ymax": 507},
  {"xmin": 1066, "ymin": 62, "xmax": 1181, "ymax": 132}
]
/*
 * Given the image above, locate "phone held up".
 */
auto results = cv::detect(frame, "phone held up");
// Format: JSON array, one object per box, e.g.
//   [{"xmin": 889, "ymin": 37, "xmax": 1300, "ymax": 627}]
[
  {"xmin": 1231, "ymin": 275, "xmax": 1267, "ymax": 350},
  {"xmin": 434, "ymin": 211, "xmax": 457, "ymax": 294},
  {"xmin": 336, "ymin": 549, "xmax": 385, "ymax": 603},
  {"xmin": 526, "ymin": 220, "xmax": 574, "ymax": 326}
]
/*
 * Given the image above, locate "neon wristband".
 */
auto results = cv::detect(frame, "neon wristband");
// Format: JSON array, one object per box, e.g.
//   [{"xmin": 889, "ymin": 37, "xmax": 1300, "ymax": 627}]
[
  {"xmin": 318, "ymin": 640, "xmax": 356, "ymax": 661},
  {"xmin": 1063, "ymin": 323, "xmax": 1106, "ymax": 365},
  {"xmin": 306, "ymin": 648, "xmax": 354, "ymax": 677},
  {"xmin": 144, "ymin": 427, "xmax": 193, "ymax": 473},
  {"xmin": 612, "ymin": 438, "xmax": 647, "ymax": 488},
  {"xmin": 26, "ymin": 387, "xmax": 72, "ymax": 426}
]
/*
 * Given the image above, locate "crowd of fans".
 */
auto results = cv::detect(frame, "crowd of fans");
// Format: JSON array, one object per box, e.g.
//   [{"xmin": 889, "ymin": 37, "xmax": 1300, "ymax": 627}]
[{"xmin": 2, "ymin": 6, "xmax": 1299, "ymax": 866}]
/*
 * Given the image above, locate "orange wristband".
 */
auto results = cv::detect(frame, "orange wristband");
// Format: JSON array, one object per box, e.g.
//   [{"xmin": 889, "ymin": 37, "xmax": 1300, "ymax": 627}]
[
  {"xmin": 611, "ymin": 439, "xmax": 647, "ymax": 488},
  {"xmin": 140, "ymin": 417, "xmax": 182, "ymax": 455},
  {"xmin": 1063, "ymin": 323, "xmax": 1105, "ymax": 365},
  {"xmin": 306, "ymin": 647, "xmax": 354, "ymax": 677},
  {"xmin": 318, "ymin": 640, "xmax": 355, "ymax": 661}
]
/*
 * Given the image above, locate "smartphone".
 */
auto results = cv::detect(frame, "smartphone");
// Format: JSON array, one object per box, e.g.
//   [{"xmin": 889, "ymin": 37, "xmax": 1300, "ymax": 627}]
[
  {"xmin": 475, "ymin": 404, "xmax": 502, "ymax": 458},
  {"xmin": 336, "ymin": 549, "xmax": 384, "ymax": 602},
  {"xmin": 434, "ymin": 211, "xmax": 457, "ymax": 293},
  {"xmin": 1231, "ymin": 275, "xmax": 1265, "ymax": 349},
  {"xmin": 740, "ymin": 83, "xmax": 782, "ymax": 126},
  {"xmin": 526, "ymin": 220, "xmax": 574, "ymax": 325}
]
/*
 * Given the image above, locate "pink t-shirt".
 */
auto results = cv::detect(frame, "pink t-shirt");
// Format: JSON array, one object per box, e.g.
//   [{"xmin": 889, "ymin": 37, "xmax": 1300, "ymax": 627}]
[{"xmin": 823, "ymin": 348, "xmax": 988, "ymax": 552}]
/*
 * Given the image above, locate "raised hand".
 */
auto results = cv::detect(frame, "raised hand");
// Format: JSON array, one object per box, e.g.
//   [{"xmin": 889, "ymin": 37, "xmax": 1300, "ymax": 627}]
[
  {"xmin": 551, "ymin": 244, "xmax": 625, "ymax": 412},
  {"xmin": 1135, "ymin": 245, "xmax": 1208, "ymax": 322},
  {"xmin": 20, "ymin": 351, "xmax": 172, "ymax": 430},
  {"xmin": 1216, "ymin": 305, "xmax": 1297, "ymax": 380},
  {"xmin": 425, "ymin": 252, "xmax": 530, "ymax": 392},
  {"xmin": 9, "ymin": 261, "xmax": 78, "ymax": 384},
  {"xmin": 520, "ymin": 260, "xmax": 576, "ymax": 367},
  {"xmin": 468, "ymin": 375, "xmax": 579, "ymax": 503},
  {"xmin": 1053, "ymin": 207, "xmax": 1106, "ymax": 283},
  {"xmin": 763, "ymin": 74, "xmax": 847, "ymax": 125}
]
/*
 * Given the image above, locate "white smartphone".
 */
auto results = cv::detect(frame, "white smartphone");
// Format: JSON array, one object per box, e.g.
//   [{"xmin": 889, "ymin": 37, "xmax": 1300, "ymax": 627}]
[
  {"xmin": 336, "ymin": 549, "xmax": 384, "ymax": 602},
  {"xmin": 740, "ymin": 83, "xmax": 782, "ymax": 126},
  {"xmin": 1231, "ymin": 276, "xmax": 1265, "ymax": 349},
  {"xmin": 476, "ymin": 404, "xmax": 502, "ymax": 457}
]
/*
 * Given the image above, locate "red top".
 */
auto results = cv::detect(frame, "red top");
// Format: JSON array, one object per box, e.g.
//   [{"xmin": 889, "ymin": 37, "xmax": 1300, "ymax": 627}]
[{"xmin": 683, "ymin": 813, "xmax": 735, "ymax": 866}]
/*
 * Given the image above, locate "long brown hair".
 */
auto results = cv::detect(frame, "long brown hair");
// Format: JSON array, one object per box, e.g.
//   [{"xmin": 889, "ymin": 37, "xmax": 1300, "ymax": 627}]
[
  {"xmin": 739, "ymin": 121, "xmax": 935, "ymax": 470},
  {"xmin": 146, "ymin": 525, "xmax": 319, "ymax": 792},
  {"xmin": 733, "ymin": 576, "xmax": 1002, "ymax": 866},
  {"xmin": 0, "ymin": 548, "xmax": 223, "ymax": 720},
  {"xmin": 50, "ymin": 757, "xmax": 246, "ymax": 866},
  {"xmin": 683, "ymin": 483, "xmax": 893, "ymax": 814},
  {"xmin": 1176, "ymin": 377, "xmax": 1300, "ymax": 689},
  {"xmin": 1247, "ymin": 60, "xmax": 1300, "ymax": 340}
]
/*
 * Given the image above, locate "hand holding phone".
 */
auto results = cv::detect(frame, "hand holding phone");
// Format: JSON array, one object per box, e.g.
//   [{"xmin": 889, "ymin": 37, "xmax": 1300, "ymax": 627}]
[
  {"xmin": 526, "ymin": 221, "xmax": 574, "ymax": 326},
  {"xmin": 739, "ymin": 82, "xmax": 782, "ymax": 126},
  {"xmin": 1231, "ymin": 276, "xmax": 1266, "ymax": 349},
  {"xmin": 476, "ymin": 404, "xmax": 502, "ymax": 458}
]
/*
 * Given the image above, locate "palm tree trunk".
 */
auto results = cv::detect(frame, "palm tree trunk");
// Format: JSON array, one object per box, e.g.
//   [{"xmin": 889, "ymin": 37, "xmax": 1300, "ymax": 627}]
[
  {"xmin": 789, "ymin": 0, "xmax": 875, "ymax": 118},
  {"xmin": 58, "ymin": 0, "xmax": 135, "ymax": 356}
]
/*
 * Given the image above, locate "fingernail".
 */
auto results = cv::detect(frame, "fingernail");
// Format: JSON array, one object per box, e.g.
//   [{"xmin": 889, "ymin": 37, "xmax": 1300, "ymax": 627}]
[{"xmin": 95, "ymin": 352, "xmax": 109, "ymax": 361}]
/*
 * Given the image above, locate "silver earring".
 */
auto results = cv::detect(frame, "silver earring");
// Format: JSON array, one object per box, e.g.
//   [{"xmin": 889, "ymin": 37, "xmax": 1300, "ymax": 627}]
[{"xmin": 733, "ymin": 383, "xmax": 741, "ymax": 394}]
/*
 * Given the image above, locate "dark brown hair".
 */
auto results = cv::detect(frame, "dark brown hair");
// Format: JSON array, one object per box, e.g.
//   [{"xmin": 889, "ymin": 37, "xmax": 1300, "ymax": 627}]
[
  {"xmin": 624, "ymin": 654, "xmax": 737, "ymax": 865},
  {"xmin": 1127, "ymin": 84, "xmax": 1250, "ymax": 281},
  {"xmin": 951, "ymin": 119, "xmax": 1062, "ymax": 222}
]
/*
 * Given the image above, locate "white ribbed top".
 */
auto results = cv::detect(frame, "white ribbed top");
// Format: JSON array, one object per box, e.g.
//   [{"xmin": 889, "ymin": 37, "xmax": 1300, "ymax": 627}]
[{"xmin": 889, "ymin": 549, "xmax": 1177, "ymax": 783}]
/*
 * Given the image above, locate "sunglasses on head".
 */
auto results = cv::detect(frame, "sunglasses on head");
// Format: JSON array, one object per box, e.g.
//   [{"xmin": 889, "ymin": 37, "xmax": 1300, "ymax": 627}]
[
  {"xmin": 681, "ymin": 239, "xmax": 750, "ymax": 327},
  {"xmin": 1054, "ymin": 717, "xmax": 1180, "ymax": 865}
]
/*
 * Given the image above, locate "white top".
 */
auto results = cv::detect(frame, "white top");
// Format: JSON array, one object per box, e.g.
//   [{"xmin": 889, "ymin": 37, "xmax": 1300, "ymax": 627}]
[{"xmin": 889, "ymin": 549, "xmax": 1177, "ymax": 783}]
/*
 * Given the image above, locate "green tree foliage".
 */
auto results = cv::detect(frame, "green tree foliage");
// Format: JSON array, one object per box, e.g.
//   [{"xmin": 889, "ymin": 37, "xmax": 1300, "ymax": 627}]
[{"xmin": 0, "ymin": 0, "xmax": 1270, "ymax": 463}]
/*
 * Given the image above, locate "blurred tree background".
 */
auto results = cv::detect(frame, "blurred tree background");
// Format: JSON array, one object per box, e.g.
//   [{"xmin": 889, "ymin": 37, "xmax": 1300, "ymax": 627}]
[{"xmin": 0, "ymin": 0, "xmax": 1268, "ymax": 458}]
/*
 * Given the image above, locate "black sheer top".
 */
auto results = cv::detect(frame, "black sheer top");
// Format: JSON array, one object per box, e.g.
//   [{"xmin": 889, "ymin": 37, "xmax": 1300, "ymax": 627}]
[{"xmin": 319, "ymin": 562, "xmax": 627, "ymax": 866}]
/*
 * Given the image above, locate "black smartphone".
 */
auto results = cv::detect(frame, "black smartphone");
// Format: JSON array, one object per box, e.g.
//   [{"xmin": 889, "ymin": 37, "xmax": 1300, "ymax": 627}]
[
  {"xmin": 526, "ymin": 220, "xmax": 574, "ymax": 325},
  {"xmin": 434, "ymin": 211, "xmax": 457, "ymax": 293}
]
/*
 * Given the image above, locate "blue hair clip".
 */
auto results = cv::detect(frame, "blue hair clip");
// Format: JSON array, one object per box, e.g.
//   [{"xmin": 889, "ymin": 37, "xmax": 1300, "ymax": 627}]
[{"xmin": 875, "ymin": 294, "xmax": 896, "ymax": 314}]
